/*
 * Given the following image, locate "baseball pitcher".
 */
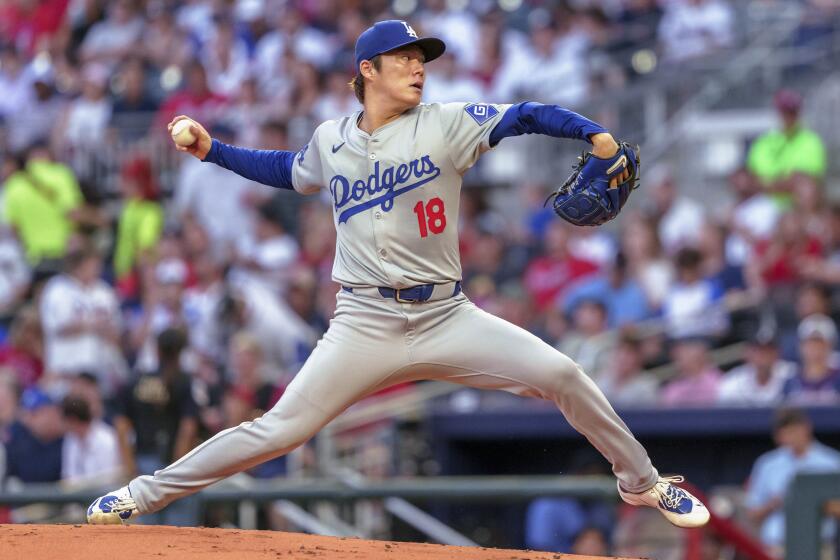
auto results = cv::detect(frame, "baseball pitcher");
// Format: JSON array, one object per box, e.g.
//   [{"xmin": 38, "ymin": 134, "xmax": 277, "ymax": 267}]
[{"xmin": 88, "ymin": 20, "xmax": 708, "ymax": 529}]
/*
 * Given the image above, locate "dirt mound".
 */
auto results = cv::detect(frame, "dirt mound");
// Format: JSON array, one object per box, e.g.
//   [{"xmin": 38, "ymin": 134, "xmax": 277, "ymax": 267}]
[{"xmin": 0, "ymin": 524, "xmax": 640, "ymax": 560}]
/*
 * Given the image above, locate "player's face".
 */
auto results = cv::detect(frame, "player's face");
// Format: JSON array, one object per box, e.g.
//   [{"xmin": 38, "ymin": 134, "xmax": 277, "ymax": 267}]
[{"xmin": 375, "ymin": 45, "xmax": 426, "ymax": 109}]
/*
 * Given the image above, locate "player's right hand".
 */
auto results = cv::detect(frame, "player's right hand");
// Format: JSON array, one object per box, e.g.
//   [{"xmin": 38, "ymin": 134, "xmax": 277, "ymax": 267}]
[{"xmin": 167, "ymin": 115, "xmax": 212, "ymax": 160}]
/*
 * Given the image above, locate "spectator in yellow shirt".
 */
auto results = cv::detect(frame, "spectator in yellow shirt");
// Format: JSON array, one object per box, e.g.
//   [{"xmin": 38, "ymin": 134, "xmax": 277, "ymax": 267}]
[
  {"xmin": 747, "ymin": 90, "xmax": 826, "ymax": 207},
  {"xmin": 2, "ymin": 142, "xmax": 83, "ymax": 265},
  {"xmin": 113, "ymin": 156, "xmax": 163, "ymax": 294}
]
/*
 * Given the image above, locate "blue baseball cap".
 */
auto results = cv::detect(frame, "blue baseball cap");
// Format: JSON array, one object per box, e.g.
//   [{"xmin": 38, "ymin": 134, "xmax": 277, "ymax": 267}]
[
  {"xmin": 354, "ymin": 20, "xmax": 446, "ymax": 70},
  {"xmin": 21, "ymin": 387, "xmax": 54, "ymax": 411}
]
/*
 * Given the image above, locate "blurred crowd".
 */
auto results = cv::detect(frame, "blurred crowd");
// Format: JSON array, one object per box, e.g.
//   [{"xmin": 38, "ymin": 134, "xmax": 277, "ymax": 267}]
[
  {"xmin": 0, "ymin": 0, "xmax": 840, "ymax": 545},
  {"xmin": 0, "ymin": 0, "xmax": 746, "ymax": 156}
]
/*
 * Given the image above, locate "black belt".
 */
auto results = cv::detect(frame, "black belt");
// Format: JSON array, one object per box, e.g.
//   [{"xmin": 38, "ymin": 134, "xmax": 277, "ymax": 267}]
[{"xmin": 342, "ymin": 281, "xmax": 462, "ymax": 303}]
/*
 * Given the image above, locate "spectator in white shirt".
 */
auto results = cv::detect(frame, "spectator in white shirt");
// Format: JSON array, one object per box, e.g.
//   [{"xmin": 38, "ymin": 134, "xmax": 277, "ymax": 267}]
[
  {"xmin": 173, "ymin": 124, "xmax": 263, "ymax": 255},
  {"xmin": 141, "ymin": 6, "xmax": 193, "ymax": 73},
  {"xmin": 0, "ymin": 224, "xmax": 30, "ymax": 319},
  {"xmin": 79, "ymin": 0, "xmax": 145, "ymax": 68},
  {"xmin": 288, "ymin": 11, "xmax": 339, "ymax": 70},
  {"xmin": 658, "ymin": 0, "xmax": 734, "ymax": 62},
  {"xmin": 648, "ymin": 164, "xmax": 706, "ymax": 255},
  {"xmin": 232, "ymin": 201, "xmax": 299, "ymax": 298},
  {"xmin": 222, "ymin": 277, "xmax": 317, "ymax": 381},
  {"xmin": 491, "ymin": 12, "xmax": 589, "ymax": 107},
  {"xmin": 174, "ymin": 0, "xmax": 215, "ymax": 44},
  {"xmin": 183, "ymin": 251, "xmax": 225, "ymax": 364},
  {"xmin": 418, "ymin": 0, "xmax": 481, "ymax": 71},
  {"xmin": 663, "ymin": 247, "xmax": 728, "ymax": 340},
  {"xmin": 253, "ymin": 21, "xmax": 290, "ymax": 99},
  {"xmin": 202, "ymin": 18, "xmax": 251, "ymax": 97},
  {"xmin": 60, "ymin": 64, "xmax": 113, "ymax": 154},
  {"xmin": 5, "ymin": 68, "xmax": 66, "ymax": 153},
  {"xmin": 568, "ymin": 226, "xmax": 617, "ymax": 269},
  {"xmin": 313, "ymin": 69, "xmax": 361, "ymax": 123},
  {"xmin": 621, "ymin": 214, "xmax": 675, "ymax": 311},
  {"xmin": 131, "ymin": 258, "xmax": 189, "ymax": 374},
  {"xmin": 557, "ymin": 299, "xmax": 615, "ymax": 382},
  {"xmin": 726, "ymin": 168, "xmax": 781, "ymax": 266},
  {"xmin": 60, "ymin": 396, "xmax": 122, "ymax": 485},
  {"xmin": 225, "ymin": 78, "xmax": 281, "ymax": 148},
  {"xmin": 0, "ymin": 47, "xmax": 33, "ymax": 122},
  {"xmin": 422, "ymin": 52, "xmax": 486, "ymax": 105},
  {"xmin": 39, "ymin": 245, "xmax": 126, "ymax": 396},
  {"xmin": 718, "ymin": 332, "xmax": 796, "ymax": 406},
  {"xmin": 596, "ymin": 332, "xmax": 659, "ymax": 408}
]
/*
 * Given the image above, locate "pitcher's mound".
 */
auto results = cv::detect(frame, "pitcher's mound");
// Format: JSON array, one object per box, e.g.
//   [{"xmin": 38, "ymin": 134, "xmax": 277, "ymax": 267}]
[{"xmin": 0, "ymin": 524, "xmax": 641, "ymax": 560}]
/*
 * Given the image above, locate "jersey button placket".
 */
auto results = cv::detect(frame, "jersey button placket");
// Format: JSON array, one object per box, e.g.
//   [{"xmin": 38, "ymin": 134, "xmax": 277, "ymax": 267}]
[{"xmin": 369, "ymin": 138, "xmax": 389, "ymax": 269}]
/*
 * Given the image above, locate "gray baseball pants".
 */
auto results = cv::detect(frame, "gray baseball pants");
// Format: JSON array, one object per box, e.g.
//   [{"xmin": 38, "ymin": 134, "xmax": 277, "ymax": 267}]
[{"xmin": 129, "ymin": 289, "xmax": 658, "ymax": 514}]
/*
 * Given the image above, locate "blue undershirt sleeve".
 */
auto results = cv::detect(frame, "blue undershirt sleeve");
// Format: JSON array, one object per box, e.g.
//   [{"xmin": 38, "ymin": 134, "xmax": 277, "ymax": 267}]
[
  {"xmin": 488, "ymin": 102, "xmax": 608, "ymax": 148},
  {"xmin": 203, "ymin": 139, "xmax": 295, "ymax": 190}
]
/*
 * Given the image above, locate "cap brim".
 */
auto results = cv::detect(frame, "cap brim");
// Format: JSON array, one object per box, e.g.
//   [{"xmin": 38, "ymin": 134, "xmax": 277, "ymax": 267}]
[{"xmin": 382, "ymin": 37, "xmax": 446, "ymax": 63}]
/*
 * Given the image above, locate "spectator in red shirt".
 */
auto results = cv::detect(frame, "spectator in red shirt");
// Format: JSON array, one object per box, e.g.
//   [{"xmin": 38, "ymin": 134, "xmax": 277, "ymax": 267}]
[
  {"xmin": 524, "ymin": 221, "xmax": 599, "ymax": 311},
  {"xmin": 0, "ymin": 306, "xmax": 43, "ymax": 389},
  {"xmin": 0, "ymin": 0, "xmax": 68, "ymax": 56},
  {"xmin": 224, "ymin": 332, "xmax": 284, "ymax": 426},
  {"xmin": 749, "ymin": 211, "xmax": 822, "ymax": 290}
]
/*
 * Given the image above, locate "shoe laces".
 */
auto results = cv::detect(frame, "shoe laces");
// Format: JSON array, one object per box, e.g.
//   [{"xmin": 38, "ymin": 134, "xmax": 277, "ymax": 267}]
[
  {"xmin": 657, "ymin": 476, "xmax": 686, "ymax": 510},
  {"xmin": 112, "ymin": 497, "xmax": 136, "ymax": 513}
]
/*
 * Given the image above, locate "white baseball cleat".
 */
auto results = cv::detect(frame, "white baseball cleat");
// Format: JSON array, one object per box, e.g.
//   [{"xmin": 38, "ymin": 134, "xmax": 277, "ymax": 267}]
[
  {"xmin": 618, "ymin": 475, "xmax": 710, "ymax": 528},
  {"xmin": 87, "ymin": 485, "xmax": 139, "ymax": 524}
]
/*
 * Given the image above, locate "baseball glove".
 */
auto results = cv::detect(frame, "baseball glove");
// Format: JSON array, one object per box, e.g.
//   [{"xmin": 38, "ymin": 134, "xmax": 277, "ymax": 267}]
[{"xmin": 545, "ymin": 142, "xmax": 640, "ymax": 227}]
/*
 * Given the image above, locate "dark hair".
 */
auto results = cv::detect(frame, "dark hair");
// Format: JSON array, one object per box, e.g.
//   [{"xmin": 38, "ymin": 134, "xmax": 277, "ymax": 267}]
[
  {"xmin": 349, "ymin": 55, "xmax": 381, "ymax": 104},
  {"xmin": 675, "ymin": 247, "xmax": 703, "ymax": 271},
  {"xmin": 618, "ymin": 329, "xmax": 643, "ymax": 352},
  {"xmin": 185, "ymin": 59, "xmax": 206, "ymax": 76},
  {"xmin": 257, "ymin": 199, "xmax": 288, "ymax": 232},
  {"xmin": 613, "ymin": 250, "xmax": 627, "ymax": 271},
  {"xmin": 77, "ymin": 372, "xmax": 99, "ymax": 387},
  {"xmin": 774, "ymin": 407, "xmax": 810, "ymax": 431},
  {"xmin": 157, "ymin": 327, "xmax": 188, "ymax": 365},
  {"xmin": 62, "ymin": 396, "xmax": 92, "ymax": 423},
  {"xmin": 799, "ymin": 282, "xmax": 830, "ymax": 301},
  {"xmin": 25, "ymin": 139, "xmax": 51, "ymax": 160},
  {"xmin": 260, "ymin": 120, "xmax": 288, "ymax": 136},
  {"xmin": 64, "ymin": 243, "xmax": 101, "ymax": 272},
  {"xmin": 576, "ymin": 298, "xmax": 607, "ymax": 316}
]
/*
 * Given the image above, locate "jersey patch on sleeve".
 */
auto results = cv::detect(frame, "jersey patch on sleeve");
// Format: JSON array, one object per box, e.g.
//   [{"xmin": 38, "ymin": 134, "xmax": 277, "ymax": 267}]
[{"xmin": 464, "ymin": 103, "xmax": 499, "ymax": 126}]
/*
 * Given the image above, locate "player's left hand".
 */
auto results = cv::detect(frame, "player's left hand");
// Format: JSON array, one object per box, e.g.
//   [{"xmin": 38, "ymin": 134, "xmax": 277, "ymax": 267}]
[{"xmin": 545, "ymin": 141, "xmax": 640, "ymax": 227}]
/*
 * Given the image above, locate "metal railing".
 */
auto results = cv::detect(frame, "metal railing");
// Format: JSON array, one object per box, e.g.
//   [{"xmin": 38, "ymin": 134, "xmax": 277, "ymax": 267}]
[{"xmin": 0, "ymin": 474, "xmax": 618, "ymax": 506}]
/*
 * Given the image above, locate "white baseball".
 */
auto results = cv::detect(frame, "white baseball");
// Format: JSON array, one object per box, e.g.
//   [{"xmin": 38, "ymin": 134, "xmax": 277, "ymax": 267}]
[{"xmin": 171, "ymin": 119, "xmax": 197, "ymax": 146}]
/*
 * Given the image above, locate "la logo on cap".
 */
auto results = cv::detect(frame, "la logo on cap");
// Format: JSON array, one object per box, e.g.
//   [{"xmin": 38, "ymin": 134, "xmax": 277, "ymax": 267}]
[{"xmin": 401, "ymin": 21, "xmax": 418, "ymax": 38}]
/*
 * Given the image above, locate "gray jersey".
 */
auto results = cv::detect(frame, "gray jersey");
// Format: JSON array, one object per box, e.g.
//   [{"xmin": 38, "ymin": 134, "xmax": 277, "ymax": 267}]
[{"xmin": 292, "ymin": 102, "xmax": 511, "ymax": 288}]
